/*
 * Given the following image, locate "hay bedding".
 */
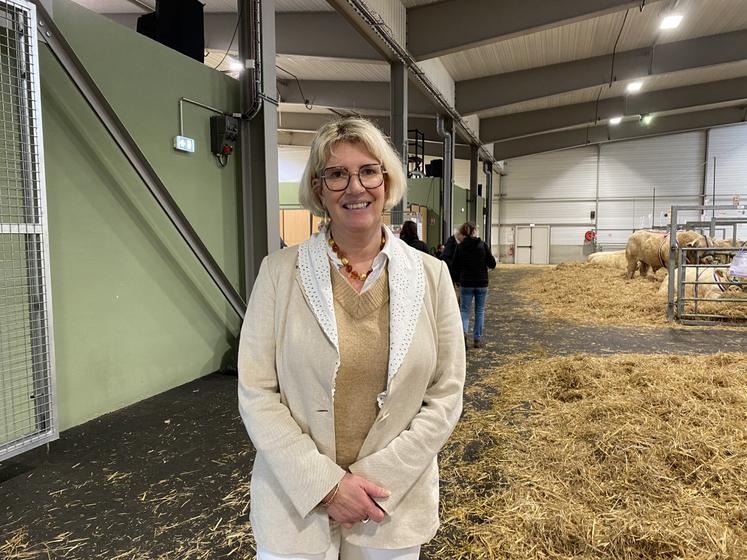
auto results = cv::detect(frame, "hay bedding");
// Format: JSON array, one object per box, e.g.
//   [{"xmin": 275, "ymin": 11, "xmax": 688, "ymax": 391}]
[
  {"xmin": 429, "ymin": 353, "xmax": 747, "ymax": 559},
  {"xmin": 522, "ymin": 262, "xmax": 669, "ymax": 327},
  {"xmin": 522, "ymin": 262, "xmax": 746, "ymax": 327}
]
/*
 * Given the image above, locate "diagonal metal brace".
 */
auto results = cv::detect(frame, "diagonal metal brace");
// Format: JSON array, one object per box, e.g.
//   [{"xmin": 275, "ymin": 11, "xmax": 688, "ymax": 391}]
[{"xmin": 32, "ymin": 0, "xmax": 246, "ymax": 319}]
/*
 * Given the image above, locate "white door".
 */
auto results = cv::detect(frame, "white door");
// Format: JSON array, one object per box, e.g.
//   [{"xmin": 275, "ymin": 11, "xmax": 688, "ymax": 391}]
[
  {"xmin": 515, "ymin": 226, "xmax": 532, "ymax": 264},
  {"xmin": 530, "ymin": 226, "xmax": 550, "ymax": 264}
]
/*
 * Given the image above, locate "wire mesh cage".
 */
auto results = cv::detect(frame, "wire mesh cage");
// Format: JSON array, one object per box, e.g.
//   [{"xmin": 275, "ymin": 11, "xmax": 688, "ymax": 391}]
[{"xmin": 0, "ymin": 0, "xmax": 57, "ymax": 461}]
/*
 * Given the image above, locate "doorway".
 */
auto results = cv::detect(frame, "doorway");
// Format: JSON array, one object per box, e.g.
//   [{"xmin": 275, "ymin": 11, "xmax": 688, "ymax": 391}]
[{"xmin": 514, "ymin": 226, "xmax": 550, "ymax": 264}]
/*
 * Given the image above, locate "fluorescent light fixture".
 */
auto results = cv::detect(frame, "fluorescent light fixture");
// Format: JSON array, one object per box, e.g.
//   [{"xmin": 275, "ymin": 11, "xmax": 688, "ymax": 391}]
[
  {"xmin": 609, "ymin": 116, "xmax": 623, "ymax": 125},
  {"xmin": 641, "ymin": 114, "xmax": 654, "ymax": 126},
  {"xmin": 660, "ymin": 14, "xmax": 683, "ymax": 29},
  {"xmin": 626, "ymin": 81, "xmax": 643, "ymax": 93},
  {"xmin": 228, "ymin": 57, "xmax": 244, "ymax": 72}
]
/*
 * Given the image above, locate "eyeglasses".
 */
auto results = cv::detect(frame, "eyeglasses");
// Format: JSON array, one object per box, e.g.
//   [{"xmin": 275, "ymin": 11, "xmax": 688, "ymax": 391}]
[{"xmin": 321, "ymin": 164, "xmax": 386, "ymax": 192}]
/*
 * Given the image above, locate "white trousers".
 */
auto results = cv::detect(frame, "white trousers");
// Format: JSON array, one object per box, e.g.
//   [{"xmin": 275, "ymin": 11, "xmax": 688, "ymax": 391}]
[{"xmin": 256, "ymin": 523, "xmax": 421, "ymax": 560}]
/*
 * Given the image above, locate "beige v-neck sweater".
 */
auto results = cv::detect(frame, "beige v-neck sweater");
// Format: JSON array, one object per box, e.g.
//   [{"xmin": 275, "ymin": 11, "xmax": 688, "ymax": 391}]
[{"xmin": 330, "ymin": 264, "xmax": 390, "ymax": 469}]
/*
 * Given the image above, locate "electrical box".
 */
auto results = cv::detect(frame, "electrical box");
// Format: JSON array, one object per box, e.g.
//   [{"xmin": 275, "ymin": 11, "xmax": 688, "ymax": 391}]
[{"xmin": 210, "ymin": 115, "xmax": 239, "ymax": 156}]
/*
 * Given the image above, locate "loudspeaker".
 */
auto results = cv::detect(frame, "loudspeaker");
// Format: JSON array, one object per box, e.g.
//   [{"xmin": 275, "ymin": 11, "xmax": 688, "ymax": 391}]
[
  {"xmin": 136, "ymin": 12, "xmax": 157, "ymax": 40},
  {"xmin": 425, "ymin": 159, "xmax": 443, "ymax": 178},
  {"xmin": 136, "ymin": 0, "xmax": 204, "ymax": 63}
]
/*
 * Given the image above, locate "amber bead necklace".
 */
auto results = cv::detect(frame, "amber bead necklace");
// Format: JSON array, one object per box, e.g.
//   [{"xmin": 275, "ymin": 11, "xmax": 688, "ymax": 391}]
[{"xmin": 328, "ymin": 233, "xmax": 386, "ymax": 281}]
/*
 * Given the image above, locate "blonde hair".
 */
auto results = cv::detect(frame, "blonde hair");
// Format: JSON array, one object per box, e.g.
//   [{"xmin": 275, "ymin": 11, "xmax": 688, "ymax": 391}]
[{"xmin": 299, "ymin": 117, "xmax": 407, "ymax": 216}]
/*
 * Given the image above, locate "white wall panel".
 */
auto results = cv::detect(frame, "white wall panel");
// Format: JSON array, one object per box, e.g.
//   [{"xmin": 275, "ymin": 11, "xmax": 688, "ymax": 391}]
[
  {"xmin": 501, "ymin": 146, "xmax": 598, "ymax": 199},
  {"xmin": 551, "ymin": 226, "xmax": 590, "ymax": 245},
  {"xmin": 705, "ymin": 124, "xmax": 747, "ymax": 240},
  {"xmin": 503, "ymin": 201, "xmax": 595, "ymax": 225},
  {"xmin": 278, "ymin": 145, "xmax": 310, "ymax": 182},
  {"xmin": 454, "ymin": 158, "xmax": 470, "ymax": 188},
  {"xmin": 599, "ymin": 131, "xmax": 705, "ymax": 198}
]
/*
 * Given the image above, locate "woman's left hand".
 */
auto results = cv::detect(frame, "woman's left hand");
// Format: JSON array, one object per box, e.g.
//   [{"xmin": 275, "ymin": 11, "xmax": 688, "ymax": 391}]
[{"xmin": 326, "ymin": 472, "xmax": 390, "ymax": 528}]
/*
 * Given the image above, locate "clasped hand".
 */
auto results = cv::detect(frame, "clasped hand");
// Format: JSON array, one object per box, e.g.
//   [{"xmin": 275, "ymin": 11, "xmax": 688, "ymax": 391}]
[{"xmin": 325, "ymin": 472, "xmax": 390, "ymax": 528}]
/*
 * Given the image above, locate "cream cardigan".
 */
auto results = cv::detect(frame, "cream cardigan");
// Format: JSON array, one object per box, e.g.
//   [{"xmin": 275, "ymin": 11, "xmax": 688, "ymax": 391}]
[{"xmin": 237, "ymin": 228, "xmax": 466, "ymax": 554}]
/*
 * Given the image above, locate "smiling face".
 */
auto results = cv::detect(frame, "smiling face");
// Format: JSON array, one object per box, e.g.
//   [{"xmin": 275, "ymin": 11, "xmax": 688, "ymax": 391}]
[{"xmin": 314, "ymin": 141, "xmax": 387, "ymax": 241}]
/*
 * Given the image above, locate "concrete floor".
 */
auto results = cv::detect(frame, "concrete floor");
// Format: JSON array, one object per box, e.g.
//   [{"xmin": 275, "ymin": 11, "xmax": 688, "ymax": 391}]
[{"xmin": 1, "ymin": 266, "xmax": 742, "ymax": 559}]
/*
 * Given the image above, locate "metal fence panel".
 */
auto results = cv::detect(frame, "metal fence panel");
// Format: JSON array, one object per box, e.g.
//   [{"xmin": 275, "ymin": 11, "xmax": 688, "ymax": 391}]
[{"xmin": 0, "ymin": 0, "xmax": 57, "ymax": 461}]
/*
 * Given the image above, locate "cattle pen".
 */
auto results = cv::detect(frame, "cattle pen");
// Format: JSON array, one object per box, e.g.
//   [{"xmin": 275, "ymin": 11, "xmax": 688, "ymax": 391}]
[{"xmin": 666, "ymin": 205, "xmax": 747, "ymax": 325}]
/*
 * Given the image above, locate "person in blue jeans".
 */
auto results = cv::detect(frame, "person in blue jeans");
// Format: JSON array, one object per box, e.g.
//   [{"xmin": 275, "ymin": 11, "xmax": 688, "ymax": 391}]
[{"xmin": 451, "ymin": 222, "xmax": 497, "ymax": 349}]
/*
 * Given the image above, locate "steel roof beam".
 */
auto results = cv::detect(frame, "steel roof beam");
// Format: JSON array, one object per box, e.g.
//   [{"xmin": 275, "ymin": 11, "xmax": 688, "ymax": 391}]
[
  {"xmin": 277, "ymin": 79, "xmax": 437, "ymax": 115},
  {"xmin": 492, "ymin": 106, "xmax": 747, "ymax": 160},
  {"xmin": 481, "ymin": 76, "xmax": 747, "ymax": 142},
  {"xmin": 458, "ymin": 30, "xmax": 747, "ymax": 115},
  {"xmin": 407, "ymin": 0, "xmax": 659, "ymax": 60}
]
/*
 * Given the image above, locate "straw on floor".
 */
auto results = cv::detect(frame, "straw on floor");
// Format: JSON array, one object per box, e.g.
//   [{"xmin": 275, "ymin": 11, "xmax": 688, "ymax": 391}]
[{"xmin": 431, "ymin": 352, "xmax": 747, "ymax": 559}]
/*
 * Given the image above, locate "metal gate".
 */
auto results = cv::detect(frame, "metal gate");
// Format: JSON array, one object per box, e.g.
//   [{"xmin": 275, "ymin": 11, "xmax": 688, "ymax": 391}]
[{"xmin": 0, "ymin": 0, "xmax": 56, "ymax": 460}]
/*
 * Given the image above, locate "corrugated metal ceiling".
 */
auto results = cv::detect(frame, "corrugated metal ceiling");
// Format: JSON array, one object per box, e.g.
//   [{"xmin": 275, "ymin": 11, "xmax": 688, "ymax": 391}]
[
  {"xmin": 476, "ymin": 59, "xmax": 747, "ymax": 119},
  {"xmin": 441, "ymin": 0, "xmax": 747, "ymax": 81},
  {"xmin": 71, "ymin": 0, "xmax": 747, "ymax": 128}
]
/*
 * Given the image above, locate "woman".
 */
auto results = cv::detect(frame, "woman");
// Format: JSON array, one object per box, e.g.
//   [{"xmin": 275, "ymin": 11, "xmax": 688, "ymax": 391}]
[
  {"xmin": 238, "ymin": 117, "xmax": 465, "ymax": 559},
  {"xmin": 398, "ymin": 220, "xmax": 428, "ymax": 254},
  {"xmin": 451, "ymin": 222, "xmax": 496, "ymax": 349}
]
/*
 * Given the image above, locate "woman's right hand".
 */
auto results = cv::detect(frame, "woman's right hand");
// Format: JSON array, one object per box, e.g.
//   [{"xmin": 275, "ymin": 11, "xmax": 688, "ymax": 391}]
[{"xmin": 325, "ymin": 472, "xmax": 390, "ymax": 528}]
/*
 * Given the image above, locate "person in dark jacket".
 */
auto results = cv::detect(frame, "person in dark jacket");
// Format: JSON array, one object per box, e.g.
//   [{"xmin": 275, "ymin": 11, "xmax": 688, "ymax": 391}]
[
  {"xmin": 399, "ymin": 220, "xmax": 429, "ymax": 253},
  {"xmin": 440, "ymin": 227, "xmax": 464, "ymax": 282},
  {"xmin": 451, "ymin": 222, "xmax": 496, "ymax": 349}
]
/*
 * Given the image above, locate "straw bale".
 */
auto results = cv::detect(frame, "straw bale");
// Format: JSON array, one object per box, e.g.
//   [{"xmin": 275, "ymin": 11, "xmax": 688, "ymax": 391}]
[{"xmin": 429, "ymin": 353, "xmax": 747, "ymax": 559}]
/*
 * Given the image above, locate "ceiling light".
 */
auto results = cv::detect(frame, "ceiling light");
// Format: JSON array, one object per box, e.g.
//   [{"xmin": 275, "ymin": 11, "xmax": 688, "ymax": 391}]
[
  {"xmin": 660, "ymin": 14, "xmax": 683, "ymax": 29},
  {"xmin": 609, "ymin": 116, "xmax": 623, "ymax": 125},
  {"xmin": 626, "ymin": 81, "xmax": 643, "ymax": 93},
  {"xmin": 228, "ymin": 57, "xmax": 244, "ymax": 72},
  {"xmin": 641, "ymin": 114, "xmax": 654, "ymax": 126}
]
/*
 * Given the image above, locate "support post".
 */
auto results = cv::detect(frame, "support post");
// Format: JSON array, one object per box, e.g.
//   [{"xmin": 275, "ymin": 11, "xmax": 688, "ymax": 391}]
[
  {"xmin": 239, "ymin": 0, "xmax": 280, "ymax": 295},
  {"xmin": 667, "ymin": 207, "xmax": 678, "ymax": 321},
  {"xmin": 437, "ymin": 115, "xmax": 454, "ymax": 243},
  {"xmin": 469, "ymin": 144, "xmax": 478, "ymax": 223},
  {"xmin": 389, "ymin": 60, "xmax": 408, "ymax": 224},
  {"xmin": 484, "ymin": 160, "xmax": 493, "ymax": 247}
]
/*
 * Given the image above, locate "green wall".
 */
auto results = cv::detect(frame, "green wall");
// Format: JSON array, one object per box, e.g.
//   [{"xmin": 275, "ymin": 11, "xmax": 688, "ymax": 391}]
[
  {"xmin": 407, "ymin": 177, "xmax": 442, "ymax": 247},
  {"xmin": 453, "ymin": 186, "xmax": 468, "ymax": 229},
  {"xmin": 42, "ymin": 0, "xmax": 242, "ymax": 430},
  {"xmin": 279, "ymin": 182, "xmax": 301, "ymax": 207}
]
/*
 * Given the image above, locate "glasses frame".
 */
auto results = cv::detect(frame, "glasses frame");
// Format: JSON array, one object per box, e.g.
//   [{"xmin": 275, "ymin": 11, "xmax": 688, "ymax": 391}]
[{"xmin": 321, "ymin": 164, "xmax": 387, "ymax": 192}]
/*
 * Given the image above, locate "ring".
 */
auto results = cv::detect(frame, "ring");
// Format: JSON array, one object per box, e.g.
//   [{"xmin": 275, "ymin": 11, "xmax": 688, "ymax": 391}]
[{"xmin": 361, "ymin": 517, "xmax": 370, "ymax": 524}]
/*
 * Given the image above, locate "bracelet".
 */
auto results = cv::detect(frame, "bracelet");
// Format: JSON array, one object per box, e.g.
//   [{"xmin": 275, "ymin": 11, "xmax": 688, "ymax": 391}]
[{"xmin": 322, "ymin": 481, "xmax": 341, "ymax": 507}]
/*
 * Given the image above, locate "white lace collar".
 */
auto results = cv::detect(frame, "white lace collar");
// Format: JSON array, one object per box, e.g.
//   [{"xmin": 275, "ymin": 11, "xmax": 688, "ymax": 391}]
[{"xmin": 297, "ymin": 225, "xmax": 425, "ymax": 405}]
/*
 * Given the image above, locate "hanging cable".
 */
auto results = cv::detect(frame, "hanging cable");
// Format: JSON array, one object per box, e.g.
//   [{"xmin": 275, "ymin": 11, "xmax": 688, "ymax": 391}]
[
  {"xmin": 276, "ymin": 64, "xmax": 313, "ymax": 110},
  {"xmin": 587, "ymin": 8, "xmax": 631, "ymax": 144},
  {"xmin": 212, "ymin": 5, "xmax": 241, "ymax": 70}
]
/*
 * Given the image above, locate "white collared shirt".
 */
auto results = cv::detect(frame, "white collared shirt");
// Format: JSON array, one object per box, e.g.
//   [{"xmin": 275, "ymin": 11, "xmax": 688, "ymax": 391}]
[{"xmin": 325, "ymin": 225, "xmax": 394, "ymax": 293}]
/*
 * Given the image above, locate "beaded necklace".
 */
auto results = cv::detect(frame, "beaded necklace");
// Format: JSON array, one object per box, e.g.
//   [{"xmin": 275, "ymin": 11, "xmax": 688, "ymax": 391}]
[{"xmin": 328, "ymin": 233, "xmax": 386, "ymax": 281}]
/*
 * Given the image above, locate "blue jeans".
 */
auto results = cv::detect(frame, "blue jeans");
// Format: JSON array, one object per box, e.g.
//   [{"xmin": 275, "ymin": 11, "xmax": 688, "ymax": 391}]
[{"xmin": 460, "ymin": 287, "xmax": 488, "ymax": 341}]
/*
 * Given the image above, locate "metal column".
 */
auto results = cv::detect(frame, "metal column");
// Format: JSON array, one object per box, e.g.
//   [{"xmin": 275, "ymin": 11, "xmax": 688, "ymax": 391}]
[
  {"xmin": 239, "ymin": 0, "xmax": 279, "ymax": 295},
  {"xmin": 469, "ymin": 144, "xmax": 478, "ymax": 224},
  {"xmin": 484, "ymin": 161, "xmax": 493, "ymax": 248},
  {"xmin": 437, "ymin": 115, "xmax": 454, "ymax": 242},
  {"xmin": 389, "ymin": 60, "xmax": 407, "ymax": 222}
]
